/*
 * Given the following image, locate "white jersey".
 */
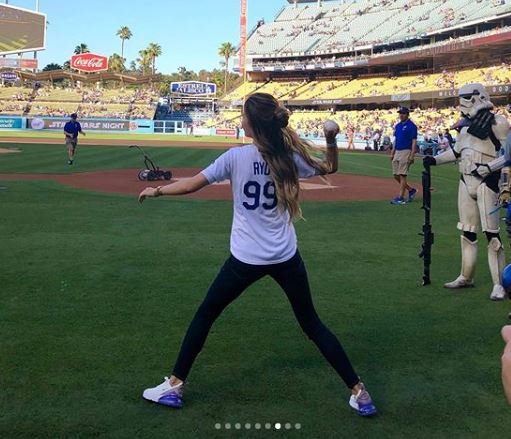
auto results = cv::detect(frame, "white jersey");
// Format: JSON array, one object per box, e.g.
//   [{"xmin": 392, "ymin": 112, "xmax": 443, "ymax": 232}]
[{"xmin": 201, "ymin": 144, "xmax": 318, "ymax": 265}]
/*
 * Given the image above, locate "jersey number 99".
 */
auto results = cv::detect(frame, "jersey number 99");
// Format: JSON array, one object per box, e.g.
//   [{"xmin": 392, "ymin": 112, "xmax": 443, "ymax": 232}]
[{"xmin": 242, "ymin": 181, "xmax": 277, "ymax": 210}]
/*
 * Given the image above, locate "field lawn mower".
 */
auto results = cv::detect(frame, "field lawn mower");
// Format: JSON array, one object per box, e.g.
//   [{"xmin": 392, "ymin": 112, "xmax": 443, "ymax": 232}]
[{"xmin": 129, "ymin": 145, "xmax": 172, "ymax": 181}]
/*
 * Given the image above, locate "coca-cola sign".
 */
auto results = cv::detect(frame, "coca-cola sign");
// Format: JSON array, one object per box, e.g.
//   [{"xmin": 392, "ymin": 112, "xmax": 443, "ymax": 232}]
[{"xmin": 70, "ymin": 53, "xmax": 109, "ymax": 72}]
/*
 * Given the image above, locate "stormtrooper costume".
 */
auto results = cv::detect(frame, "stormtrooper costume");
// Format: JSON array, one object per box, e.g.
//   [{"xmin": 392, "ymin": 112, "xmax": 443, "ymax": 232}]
[{"xmin": 424, "ymin": 83, "xmax": 510, "ymax": 300}]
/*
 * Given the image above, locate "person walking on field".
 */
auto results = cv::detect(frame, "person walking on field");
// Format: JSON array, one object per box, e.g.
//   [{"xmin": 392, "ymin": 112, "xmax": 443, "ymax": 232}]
[
  {"xmin": 390, "ymin": 107, "xmax": 418, "ymax": 205},
  {"xmin": 347, "ymin": 124, "xmax": 355, "ymax": 150},
  {"xmin": 64, "ymin": 113, "xmax": 85, "ymax": 165},
  {"xmin": 138, "ymin": 92, "xmax": 377, "ymax": 417}
]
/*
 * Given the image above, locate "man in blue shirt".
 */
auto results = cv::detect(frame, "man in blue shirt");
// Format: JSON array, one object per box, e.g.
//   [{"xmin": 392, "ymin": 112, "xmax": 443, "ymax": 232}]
[
  {"xmin": 64, "ymin": 113, "xmax": 85, "ymax": 165},
  {"xmin": 390, "ymin": 107, "xmax": 418, "ymax": 204}
]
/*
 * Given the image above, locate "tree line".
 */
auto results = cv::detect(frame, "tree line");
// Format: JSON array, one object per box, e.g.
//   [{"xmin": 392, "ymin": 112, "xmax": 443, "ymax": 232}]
[{"xmin": 41, "ymin": 26, "xmax": 239, "ymax": 96}]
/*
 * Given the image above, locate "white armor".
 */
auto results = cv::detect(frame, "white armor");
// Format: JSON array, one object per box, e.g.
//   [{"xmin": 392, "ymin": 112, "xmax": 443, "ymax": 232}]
[
  {"xmin": 459, "ymin": 83, "xmax": 493, "ymax": 118},
  {"xmin": 434, "ymin": 83, "xmax": 510, "ymax": 299}
]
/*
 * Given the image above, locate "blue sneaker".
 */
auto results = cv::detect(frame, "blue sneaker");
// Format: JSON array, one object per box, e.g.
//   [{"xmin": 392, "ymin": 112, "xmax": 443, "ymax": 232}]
[
  {"xmin": 143, "ymin": 377, "xmax": 183, "ymax": 408},
  {"xmin": 349, "ymin": 383, "xmax": 377, "ymax": 417},
  {"xmin": 390, "ymin": 196, "xmax": 406, "ymax": 205},
  {"xmin": 408, "ymin": 188, "xmax": 417, "ymax": 202}
]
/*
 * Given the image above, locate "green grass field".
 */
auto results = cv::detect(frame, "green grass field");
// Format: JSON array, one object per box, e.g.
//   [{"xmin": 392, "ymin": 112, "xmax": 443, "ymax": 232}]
[{"xmin": 1, "ymin": 143, "xmax": 511, "ymax": 438}]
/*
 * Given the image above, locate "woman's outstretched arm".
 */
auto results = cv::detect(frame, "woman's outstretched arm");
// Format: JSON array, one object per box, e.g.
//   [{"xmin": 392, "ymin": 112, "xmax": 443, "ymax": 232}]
[
  {"xmin": 139, "ymin": 173, "xmax": 210, "ymax": 203},
  {"xmin": 323, "ymin": 121, "xmax": 339, "ymax": 174}
]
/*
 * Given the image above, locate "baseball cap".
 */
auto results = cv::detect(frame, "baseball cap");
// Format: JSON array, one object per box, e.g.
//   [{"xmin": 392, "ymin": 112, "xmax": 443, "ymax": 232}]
[
  {"xmin": 70, "ymin": 113, "xmax": 78, "ymax": 119},
  {"xmin": 397, "ymin": 107, "xmax": 410, "ymax": 114}
]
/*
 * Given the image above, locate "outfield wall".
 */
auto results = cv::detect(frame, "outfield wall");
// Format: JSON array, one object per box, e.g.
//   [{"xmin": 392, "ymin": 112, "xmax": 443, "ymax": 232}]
[
  {"xmin": 0, "ymin": 116, "xmax": 235, "ymax": 138},
  {"xmin": 0, "ymin": 116, "xmax": 371, "ymax": 149},
  {"xmin": 0, "ymin": 116, "xmax": 374, "ymax": 149}
]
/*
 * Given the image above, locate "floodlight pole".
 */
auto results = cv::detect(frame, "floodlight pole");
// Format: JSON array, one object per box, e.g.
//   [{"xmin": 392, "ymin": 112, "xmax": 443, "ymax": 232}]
[
  {"xmin": 240, "ymin": 0, "xmax": 248, "ymax": 143},
  {"xmin": 240, "ymin": 0, "xmax": 247, "ymax": 81},
  {"xmin": 31, "ymin": 1, "xmax": 41, "ymax": 72}
]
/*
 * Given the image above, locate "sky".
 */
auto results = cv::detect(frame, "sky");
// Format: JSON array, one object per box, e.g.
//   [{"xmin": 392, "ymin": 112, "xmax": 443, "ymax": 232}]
[{"xmin": 4, "ymin": 0, "xmax": 286, "ymax": 73}]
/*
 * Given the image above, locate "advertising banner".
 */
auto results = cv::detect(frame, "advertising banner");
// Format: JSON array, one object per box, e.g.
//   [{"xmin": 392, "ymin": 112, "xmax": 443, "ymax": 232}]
[
  {"xmin": 391, "ymin": 93, "xmax": 411, "ymax": 102},
  {"xmin": 27, "ymin": 117, "xmax": 129, "ymax": 131},
  {"xmin": 0, "ymin": 117, "xmax": 23, "ymax": 129},
  {"xmin": 70, "ymin": 53, "xmax": 109, "ymax": 73},
  {"xmin": 170, "ymin": 81, "xmax": 217, "ymax": 96},
  {"xmin": 0, "ymin": 58, "xmax": 38, "ymax": 69},
  {"xmin": 0, "ymin": 71, "xmax": 18, "ymax": 81},
  {"xmin": 216, "ymin": 128, "xmax": 237, "ymax": 137},
  {"xmin": 129, "ymin": 119, "xmax": 154, "ymax": 134},
  {"xmin": 192, "ymin": 127, "xmax": 214, "ymax": 136}
]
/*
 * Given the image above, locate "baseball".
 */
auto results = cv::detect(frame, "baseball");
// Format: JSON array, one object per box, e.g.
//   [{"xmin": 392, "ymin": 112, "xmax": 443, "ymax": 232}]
[{"xmin": 324, "ymin": 120, "xmax": 340, "ymax": 136}]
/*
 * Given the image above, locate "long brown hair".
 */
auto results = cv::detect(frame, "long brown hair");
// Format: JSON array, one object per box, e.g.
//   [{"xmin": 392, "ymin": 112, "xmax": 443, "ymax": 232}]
[{"xmin": 244, "ymin": 92, "xmax": 329, "ymax": 221}]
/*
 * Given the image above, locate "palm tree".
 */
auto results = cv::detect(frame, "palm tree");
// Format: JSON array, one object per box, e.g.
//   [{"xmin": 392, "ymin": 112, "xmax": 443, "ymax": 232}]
[
  {"xmin": 43, "ymin": 63, "xmax": 63, "ymax": 71},
  {"xmin": 218, "ymin": 42, "xmax": 236, "ymax": 95},
  {"xmin": 146, "ymin": 43, "xmax": 162, "ymax": 75},
  {"xmin": 137, "ymin": 49, "xmax": 152, "ymax": 75},
  {"xmin": 109, "ymin": 53, "xmax": 125, "ymax": 73},
  {"xmin": 116, "ymin": 26, "xmax": 132, "ymax": 61},
  {"xmin": 74, "ymin": 43, "xmax": 90, "ymax": 55}
]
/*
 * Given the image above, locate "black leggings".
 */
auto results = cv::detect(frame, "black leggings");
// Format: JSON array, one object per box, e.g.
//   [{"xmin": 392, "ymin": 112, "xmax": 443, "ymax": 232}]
[{"xmin": 172, "ymin": 251, "xmax": 360, "ymax": 389}]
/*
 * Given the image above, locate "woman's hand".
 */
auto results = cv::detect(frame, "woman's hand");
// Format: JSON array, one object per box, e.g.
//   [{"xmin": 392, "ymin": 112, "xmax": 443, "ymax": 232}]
[
  {"xmin": 502, "ymin": 325, "xmax": 511, "ymax": 404},
  {"xmin": 323, "ymin": 120, "xmax": 340, "ymax": 144},
  {"xmin": 138, "ymin": 187, "xmax": 159, "ymax": 204}
]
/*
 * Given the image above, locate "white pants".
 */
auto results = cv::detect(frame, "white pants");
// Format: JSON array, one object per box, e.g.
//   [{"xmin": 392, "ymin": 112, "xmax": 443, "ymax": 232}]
[{"xmin": 457, "ymin": 174, "xmax": 500, "ymax": 234}]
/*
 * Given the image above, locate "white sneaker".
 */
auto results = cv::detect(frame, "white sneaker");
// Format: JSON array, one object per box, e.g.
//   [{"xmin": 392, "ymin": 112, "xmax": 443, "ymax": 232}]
[
  {"xmin": 348, "ymin": 383, "xmax": 377, "ymax": 417},
  {"xmin": 142, "ymin": 377, "xmax": 184, "ymax": 408},
  {"xmin": 490, "ymin": 284, "xmax": 507, "ymax": 301},
  {"xmin": 444, "ymin": 275, "xmax": 474, "ymax": 289}
]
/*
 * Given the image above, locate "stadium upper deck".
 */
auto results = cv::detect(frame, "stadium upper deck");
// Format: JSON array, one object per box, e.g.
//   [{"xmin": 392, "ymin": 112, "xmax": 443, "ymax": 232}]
[{"xmin": 245, "ymin": 0, "xmax": 511, "ymax": 67}]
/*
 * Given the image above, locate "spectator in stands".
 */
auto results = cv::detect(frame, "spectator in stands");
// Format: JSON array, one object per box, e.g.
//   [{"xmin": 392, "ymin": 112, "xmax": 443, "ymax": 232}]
[
  {"xmin": 372, "ymin": 129, "xmax": 381, "ymax": 151},
  {"xmin": 380, "ymin": 133, "xmax": 392, "ymax": 151},
  {"xmin": 437, "ymin": 132, "xmax": 451, "ymax": 154},
  {"xmin": 390, "ymin": 107, "xmax": 418, "ymax": 205},
  {"xmin": 419, "ymin": 131, "xmax": 437, "ymax": 156},
  {"xmin": 64, "ymin": 113, "xmax": 86, "ymax": 165}
]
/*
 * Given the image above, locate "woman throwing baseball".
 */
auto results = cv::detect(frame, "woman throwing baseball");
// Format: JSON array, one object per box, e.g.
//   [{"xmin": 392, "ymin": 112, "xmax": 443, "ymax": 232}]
[{"xmin": 138, "ymin": 93, "xmax": 377, "ymax": 416}]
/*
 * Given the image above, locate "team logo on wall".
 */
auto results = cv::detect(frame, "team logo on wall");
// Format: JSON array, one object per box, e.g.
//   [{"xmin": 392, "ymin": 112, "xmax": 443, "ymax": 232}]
[
  {"xmin": 70, "ymin": 53, "xmax": 109, "ymax": 72},
  {"xmin": 30, "ymin": 118, "xmax": 45, "ymax": 130}
]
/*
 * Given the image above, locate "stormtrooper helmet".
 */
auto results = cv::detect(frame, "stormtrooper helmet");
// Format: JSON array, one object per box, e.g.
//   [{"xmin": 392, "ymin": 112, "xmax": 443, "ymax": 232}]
[{"xmin": 458, "ymin": 83, "xmax": 493, "ymax": 118}]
